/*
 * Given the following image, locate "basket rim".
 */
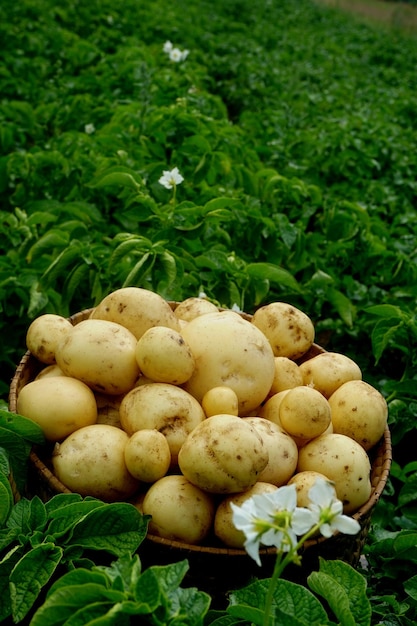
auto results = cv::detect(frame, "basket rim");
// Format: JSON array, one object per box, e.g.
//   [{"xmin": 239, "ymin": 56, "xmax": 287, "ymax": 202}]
[{"xmin": 8, "ymin": 303, "xmax": 393, "ymax": 557}]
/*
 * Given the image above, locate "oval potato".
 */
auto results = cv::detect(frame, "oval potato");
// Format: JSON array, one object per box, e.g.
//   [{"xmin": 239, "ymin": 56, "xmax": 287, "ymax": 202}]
[
  {"xmin": 202, "ymin": 386, "xmax": 239, "ymax": 417},
  {"xmin": 135, "ymin": 326, "xmax": 195, "ymax": 384},
  {"xmin": 299, "ymin": 352, "xmax": 362, "ymax": 398},
  {"xmin": 26, "ymin": 314, "xmax": 73, "ymax": 364},
  {"xmin": 16, "ymin": 376, "xmax": 97, "ymax": 441},
  {"xmin": 124, "ymin": 429, "xmax": 171, "ymax": 482},
  {"xmin": 279, "ymin": 386, "xmax": 331, "ymax": 442},
  {"xmin": 173, "ymin": 297, "xmax": 218, "ymax": 321}
]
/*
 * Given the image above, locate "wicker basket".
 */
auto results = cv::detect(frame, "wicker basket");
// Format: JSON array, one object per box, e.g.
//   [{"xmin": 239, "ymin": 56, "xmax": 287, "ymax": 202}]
[{"xmin": 8, "ymin": 304, "xmax": 392, "ymax": 600}]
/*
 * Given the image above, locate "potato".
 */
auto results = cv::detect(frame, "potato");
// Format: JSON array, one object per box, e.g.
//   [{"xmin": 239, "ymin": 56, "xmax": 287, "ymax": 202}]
[
  {"xmin": 35, "ymin": 364, "xmax": 66, "ymax": 380},
  {"xmin": 214, "ymin": 482, "xmax": 278, "ymax": 548},
  {"xmin": 252, "ymin": 302, "xmax": 315, "ymax": 360},
  {"xmin": 55, "ymin": 319, "xmax": 139, "ymax": 395},
  {"xmin": 95, "ymin": 392, "xmax": 124, "ymax": 428},
  {"xmin": 90, "ymin": 287, "xmax": 180, "ymax": 339},
  {"xmin": 124, "ymin": 429, "xmax": 171, "ymax": 482},
  {"xmin": 328, "ymin": 380, "xmax": 388, "ymax": 451},
  {"xmin": 173, "ymin": 297, "xmax": 218, "ymax": 321},
  {"xmin": 279, "ymin": 386, "xmax": 332, "ymax": 442},
  {"xmin": 181, "ymin": 311, "xmax": 275, "ymax": 415},
  {"xmin": 259, "ymin": 390, "xmax": 290, "ymax": 430},
  {"xmin": 119, "ymin": 383, "xmax": 206, "ymax": 465},
  {"xmin": 142, "ymin": 475, "xmax": 215, "ymax": 544},
  {"xmin": 201, "ymin": 386, "xmax": 239, "ymax": 417},
  {"xmin": 16, "ymin": 376, "xmax": 97, "ymax": 441},
  {"xmin": 269, "ymin": 356, "xmax": 304, "ymax": 395},
  {"xmin": 26, "ymin": 314, "xmax": 73, "ymax": 364},
  {"xmin": 288, "ymin": 470, "xmax": 336, "ymax": 508},
  {"xmin": 52, "ymin": 424, "xmax": 139, "ymax": 501},
  {"xmin": 297, "ymin": 433, "xmax": 372, "ymax": 514},
  {"xmin": 242, "ymin": 417, "xmax": 298, "ymax": 486},
  {"xmin": 178, "ymin": 413, "xmax": 269, "ymax": 494},
  {"xmin": 135, "ymin": 326, "xmax": 195, "ymax": 384},
  {"xmin": 299, "ymin": 352, "xmax": 362, "ymax": 398}
]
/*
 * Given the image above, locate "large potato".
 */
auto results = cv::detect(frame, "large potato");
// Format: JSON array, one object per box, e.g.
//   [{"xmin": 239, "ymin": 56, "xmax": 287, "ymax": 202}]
[
  {"xmin": 242, "ymin": 417, "xmax": 298, "ymax": 486},
  {"xmin": 178, "ymin": 414, "xmax": 269, "ymax": 494},
  {"xmin": 181, "ymin": 311, "xmax": 275, "ymax": 415},
  {"xmin": 299, "ymin": 351, "xmax": 362, "ymax": 398},
  {"xmin": 252, "ymin": 302, "xmax": 315, "ymax": 360},
  {"xmin": 328, "ymin": 380, "xmax": 388, "ymax": 451},
  {"xmin": 52, "ymin": 424, "xmax": 139, "ymax": 501},
  {"xmin": 297, "ymin": 433, "xmax": 372, "ymax": 514},
  {"xmin": 142, "ymin": 475, "xmax": 215, "ymax": 544},
  {"xmin": 135, "ymin": 326, "xmax": 195, "ymax": 384},
  {"xmin": 90, "ymin": 287, "xmax": 180, "ymax": 339},
  {"xmin": 214, "ymin": 482, "xmax": 278, "ymax": 548},
  {"xmin": 119, "ymin": 383, "xmax": 206, "ymax": 465},
  {"xmin": 55, "ymin": 319, "xmax": 139, "ymax": 395},
  {"xmin": 26, "ymin": 314, "xmax": 73, "ymax": 364},
  {"xmin": 16, "ymin": 376, "xmax": 97, "ymax": 441}
]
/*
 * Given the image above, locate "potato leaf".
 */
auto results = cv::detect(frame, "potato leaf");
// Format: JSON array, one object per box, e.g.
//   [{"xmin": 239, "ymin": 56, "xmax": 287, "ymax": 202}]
[{"xmin": 0, "ymin": 471, "xmax": 13, "ymax": 526}]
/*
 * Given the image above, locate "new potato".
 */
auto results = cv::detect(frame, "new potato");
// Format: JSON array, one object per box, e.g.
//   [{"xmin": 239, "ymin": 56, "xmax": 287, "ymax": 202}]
[
  {"xmin": 135, "ymin": 326, "xmax": 195, "ymax": 384},
  {"xmin": 55, "ymin": 319, "xmax": 139, "ymax": 395},
  {"xmin": 16, "ymin": 376, "xmax": 97, "ymax": 441},
  {"xmin": 52, "ymin": 424, "xmax": 139, "ymax": 501},
  {"xmin": 26, "ymin": 313, "xmax": 73, "ymax": 364},
  {"xmin": 299, "ymin": 351, "xmax": 362, "ymax": 398},
  {"xmin": 142, "ymin": 475, "xmax": 215, "ymax": 544},
  {"xmin": 297, "ymin": 433, "xmax": 372, "ymax": 514},
  {"xmin": 173, "ymin": 297, "xmax": 218, "ymax": 321},
  {"xmin": 279, "ymin": 386, "xmax": 332, "ymax": 442},
  {"xmin": 124, "ymin": 429, "xmax": 171, "ymax": 482},
  {"xmin": 178, "ymin": 413, "xmax": 269, "ymax": 494},
  {"xmin": 181, "ymin": 311, "xmax": 275, "ymax": 415},
  {"xmin": 201, "ymin": 386, "xmax": 239, "ymax": 417}
]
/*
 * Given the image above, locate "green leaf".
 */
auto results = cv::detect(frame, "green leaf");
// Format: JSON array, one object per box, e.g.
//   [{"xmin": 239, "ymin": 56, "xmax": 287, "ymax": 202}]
[
  {"xmin": 47, "ymin": 499, "xmax": 106, "ymax": 539},
  {"xmin": 327, "ymin": 287, "xmax": 355, "ymax": 327},
  {"xmin": 10, "ymin": 542, "xmax": 64, "ymax": 623},
  {"xmin": 246, "ymin": 262, "xmax": 301, "ymax": 292},
  {"xmin": 0, "ymin": 471, "xmax": 13, "ymax": 525},
  {"xmin": 132, "ymin": 567, "xmax": 162, "ymax": 612},
  {"xmin": 371, "ymin": 317, "xmax": 405, "ymax": 363},
  {"xmin": 0, "ymin": 410, "xmax": 45, "ymax": 444},
  {"xmin": 87, "ymin": 166, "xmax": 143, "ymax": 192},
  {"xmin": 365, "ymin": 304, "xmax": 404, "ymax": 320},
  {"xmin": 66, "ymin": 503, "xmax": 148, "ymax": 556},
  {"xmin": 308, "ymin": 559, "xmax": 371, "ymax": 626}
]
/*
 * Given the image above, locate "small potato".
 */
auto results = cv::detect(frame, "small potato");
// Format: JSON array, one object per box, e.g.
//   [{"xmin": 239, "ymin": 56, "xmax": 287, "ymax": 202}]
[
  {"xmin": 35, "ymin": 364, "xmax": 66, "ymax": 380},
  {"xmin": 181, "ymin": 311, "xmax": 275, "ymax": 415},
  {"xmin": 269, "ymin": 357, "xmax": 304, "ymax": 395},
  {"xmin": 55, "ymin": 319, "xmax": 140, "ymax": 395},
  {"xmin": 178, "ymin": 414, "xmax": 269, "ymax": 494},
  {"xmin": 124, "ymin": 429, "xmax": 171, "ymax": 482},
  {"xmin": 119, "ymin": 383, "xmax": 206, "ymax": 465},
  {"xmin": 26, "ymin": 314, "xmax": 73, "ymax": 364},
  {"xmin": 16, "ymin": 376, "xmax": 97, "ymax": 441},
  {"xmin": 279, "ymin": 386, "xmax": 331, "ymax": 442},
  {"xmin": 142, "ymin": 475, "xmax": 215, "ymax": 544},
  {"xmin": 174, "ymin": 297, "xmax": 218, "ymax": 321},
  {"xmin": 52, "ymin": 424, "xmax": 139, "ymax": 501},
  {"xmin": 202, "ymin": 386, "xmax": 239, "ymax": 417},
  {"xmin": 242, "ymin": 417, "xmax": 298, "ymax": 486},
  {"xmin": 135, "ymin": 326, "xmax": 195, "ymax": 384},
  {"xmin": 329, "ymin": 380, "xmax": 388, "ymax": 451},
  {"xmin": 259, "ymin": 390, "xmax": 290, "ymax": 430},
  {"xmin": 288, "ymin": 471, "xmax": 336, "ymax": 508},
  {"xmin": 214, "ymin": 482, "xmax": 278, "ymax": 548},
  {"xmin": 297, "ymin": 433, "xmax": 372, "ymax": 514},
  {"xmin": 252, "ymin": 302, "xmax": 315, "ymax": 360},
  {"xmin": 299, "ymin": 352, "xmax": 362, "ymax": 398},
  {"xmin": 90, "ymin": 287, "xmax": 180, "ymax": 339},
  {"xmin": 95, "ymin": 392, "xmax": 124, "ymax": 428}
]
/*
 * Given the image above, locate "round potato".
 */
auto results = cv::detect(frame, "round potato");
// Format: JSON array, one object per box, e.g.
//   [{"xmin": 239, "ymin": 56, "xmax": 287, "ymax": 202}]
[
  {"xmin": 124, "ymin": 429, "xmax": 171, "ymax": 482},
  {"xmin": 135, "ymin": 326, "xmax": 195, "ymax": 384},
  {"xmin": 95, "ymin": 392, "xmax": 124, "ymax": 428},
  {"xmin": 329, "ymin": 380, "xmax": 388, "ymax": 451},
  {"xmin": 297, "ymin": 433, "xmax": 372, "ymax": 514},
  {"xmin": 288, "ymin": 471, "xmax": 336, "ymax": 508},
  {"xmin": 178, "ymin": 414, "xmax": 269, "ymax": 494},
  {"xmin": 214, "ymin": 482, "xmax": 278, "ymax": 548},
  {"xmin": 173, "ymin": 297, "xmax": 218, "ymax": 321},
  {"xmin": 55, "ymin": 319, "xmax": 139, "ymax": 395},
  {"xmin": 181, "ymin": 311, "xmax": 275, "ymax": 415},
  {"xmin": 252, "ymin": 302, "xmax": 315, "ymax": 360},
  {"xmin": 16, "ymin": 376, "xmax": 97, "ymax": 441},
  {"xmin": 299, "ymin": 352, "xmax": 362, "ymax": 398},
  {"xmin": 259, "ymin": 390, "xmax": 290, "ymax": 430},
  {"xmin": 119, "ymin": 383, "xmax": 206, "ymax": 465},
  {"xmin": 202, "ymin": 386, "xmax": 239, "ymax": 417},
  {"xmin": 269, "ymin": 356, "xmax": 304, "ymax": 395},
  {"xmin": 26, "ymin": 314, "xmax": 73, "ymax": 364},
  {"xmin": 279, "ymin": 386, "xmax": 331, "ymax": 442},
  {"xmin": 90, "ymin": 287, "xmax": 180, "ymax": 339},
  {"xmin": 242, "ymin": 417, "xmax": 298, "ymax": 486},
  {"xmin": 142, "ymin": 475, "xmax": 215, "ymax": 544},
  {"xmin": 35, "ymin": 364, "xmax": 66, "ymax": 380},
  {"xmin": 52, "ymin": 424, "xmax": 139, "ymax": 501}
]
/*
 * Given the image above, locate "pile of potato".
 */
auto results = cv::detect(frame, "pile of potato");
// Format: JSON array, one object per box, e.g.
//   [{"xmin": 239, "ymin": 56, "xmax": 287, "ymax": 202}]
[{"xmin": 16, "ymin": 287, "xmax": 388, "ymax": 549}]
